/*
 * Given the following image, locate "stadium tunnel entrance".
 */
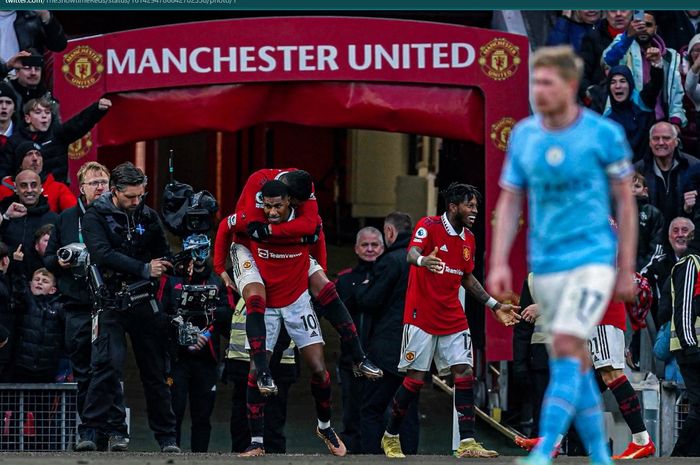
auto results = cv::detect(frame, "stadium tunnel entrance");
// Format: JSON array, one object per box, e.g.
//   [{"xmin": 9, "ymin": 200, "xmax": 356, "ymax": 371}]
[{"xmin": 53, "ymin": 16, "xmax": 529, "ymax": 364}]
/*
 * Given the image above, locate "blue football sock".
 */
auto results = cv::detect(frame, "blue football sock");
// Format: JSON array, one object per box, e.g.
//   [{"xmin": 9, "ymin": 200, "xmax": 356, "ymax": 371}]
[
  {"xmin": 573, "ymin": 369, "xmax": 612, "ymax": 465},
  {"xmin": 532, "ymin": 357, "xmax": 582, "ymax": 459}
]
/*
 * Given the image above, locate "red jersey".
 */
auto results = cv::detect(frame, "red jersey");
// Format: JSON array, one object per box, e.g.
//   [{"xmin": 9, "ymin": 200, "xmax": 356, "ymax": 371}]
[
  {"xmin": 404, "ymin": 214, "xmax": 476, "ymax": 335},
  {"xmin": 599, "ymin": 300, "xmax": 626, "ymax": 330},
  {"xmin": 212, "ymin": 168, "xmax": 326, "ymax": 275},
  {"xmin": 250, "ymin": 212, "xmax": 310, "ymax": 307}
]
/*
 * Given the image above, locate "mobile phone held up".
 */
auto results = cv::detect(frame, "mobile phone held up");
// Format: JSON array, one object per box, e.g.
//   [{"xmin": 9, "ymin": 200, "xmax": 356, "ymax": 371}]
[{"xmin": 633, "ymin": 10, "xmax": 645, "ymax": 22}]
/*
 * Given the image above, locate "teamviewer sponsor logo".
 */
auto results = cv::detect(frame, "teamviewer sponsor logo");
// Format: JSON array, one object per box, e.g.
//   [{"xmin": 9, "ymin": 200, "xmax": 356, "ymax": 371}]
[{"xmin": 257, "ymin": 249, "xmax": 302, "ymax": 260}]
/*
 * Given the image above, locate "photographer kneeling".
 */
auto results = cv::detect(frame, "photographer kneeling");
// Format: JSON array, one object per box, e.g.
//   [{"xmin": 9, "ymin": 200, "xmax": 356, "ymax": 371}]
[{"xmin": 77, "ymin": 162, "xmax": 180, "ymax": 453}]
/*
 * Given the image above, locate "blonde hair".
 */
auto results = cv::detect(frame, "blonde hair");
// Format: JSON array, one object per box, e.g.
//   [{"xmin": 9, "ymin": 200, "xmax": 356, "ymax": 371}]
[
  {"xmin": 77, "ymin": 161, "xmax": 110, "ymax": 185},
  {"xmin": 532, "ymin": 46, "xmax": 583, "ymax": 82},
  {"xmin": 32, "ymin": 267, "xmax": 56, "ymax": 285}
]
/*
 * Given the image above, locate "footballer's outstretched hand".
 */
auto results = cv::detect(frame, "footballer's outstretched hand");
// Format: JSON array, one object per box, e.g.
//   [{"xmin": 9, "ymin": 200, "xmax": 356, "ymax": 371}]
[
  {"xmin": 493, "ymin": 303, "xmax": 522, "ymax": 327},
  {"xmin": 423, "ymin": 247, "xmax": 444, "ymax": 273}
]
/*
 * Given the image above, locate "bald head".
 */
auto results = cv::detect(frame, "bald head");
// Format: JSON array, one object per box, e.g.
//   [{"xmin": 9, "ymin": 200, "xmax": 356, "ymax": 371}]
[{"xmin": 15, "ymin": 170, "xmax": 41, "ymax": 207}]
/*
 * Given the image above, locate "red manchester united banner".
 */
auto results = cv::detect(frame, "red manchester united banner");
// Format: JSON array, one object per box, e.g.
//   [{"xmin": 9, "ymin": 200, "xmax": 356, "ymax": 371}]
[{"xmin": 54, "ymin": 16, "xmax": 529, "ymax": 361}]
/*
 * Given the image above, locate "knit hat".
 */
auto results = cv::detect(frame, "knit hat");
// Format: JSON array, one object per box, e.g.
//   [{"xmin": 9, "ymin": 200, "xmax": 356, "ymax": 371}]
[
  {"xmin": 0, "ymin": 82, "xmax": 17, "ymax": 107},
  {"xmin": 13, "ymin": 141, "xmax": 42, "ymax": 173}
]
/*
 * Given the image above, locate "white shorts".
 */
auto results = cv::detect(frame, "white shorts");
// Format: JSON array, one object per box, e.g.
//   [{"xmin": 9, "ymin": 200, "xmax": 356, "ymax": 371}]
[
  {"xmin": 532, "ymin": 264, "xmax": 616, "ymax": 340},
  {"xmin": 588, "ymin": 325, "xmax": 625, "ymax": 370},
  {"xmin": 397, "ymin": 324, "xmax": 472, "ymax": 376},
  {"xmin": 245, "ymin": 291, "xmax": 324, "ymax": 351},
  {"xmin": 230, "ymin": 243, "xmax": 325, "ymax": 293}
]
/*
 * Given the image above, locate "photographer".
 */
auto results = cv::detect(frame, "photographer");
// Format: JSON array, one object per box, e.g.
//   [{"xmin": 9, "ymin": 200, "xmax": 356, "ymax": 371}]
[
  {"xmin": 156, "ymin": 234, "xmax": 230, "ymax": 452},
  {"xmin": 43, "ymin": 161, "xmax": 129, "ymax": 451},
  {"xmin": 77, "ymin": 162, "xmax": 179, "ymax": 453}
]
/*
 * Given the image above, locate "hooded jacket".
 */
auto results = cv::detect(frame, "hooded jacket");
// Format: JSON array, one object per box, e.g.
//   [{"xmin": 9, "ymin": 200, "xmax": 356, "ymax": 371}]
[
  {"xmin": 603, "ymin": 32, "xmax": 687, "ymax": 126},
  {"xmin": 604, "ymin": 64, "xmax": 662, "ymax": 162},
  {"xmin": 82, "ymin": 192, "xmax": 170, "ymax": 291},
  {"xmin": 580, "ymin": 19, "xmax": 620, "ymax": 100},
  {"xmin": 0, "ymin": 194, "xmax": 57, "ymax": 252}
]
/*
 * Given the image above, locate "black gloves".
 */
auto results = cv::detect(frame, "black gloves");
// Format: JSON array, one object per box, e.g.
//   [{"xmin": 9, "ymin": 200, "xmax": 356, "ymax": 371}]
[{"xmin": 247, "ymin": 222, "xmax": 271, "ymax": 242}]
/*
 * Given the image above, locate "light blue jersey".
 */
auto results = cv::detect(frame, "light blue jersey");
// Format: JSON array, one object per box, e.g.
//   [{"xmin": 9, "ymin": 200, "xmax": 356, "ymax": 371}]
[{"xmin": 500, "ymin": 108, "xmax": 633, "ymax": 274}]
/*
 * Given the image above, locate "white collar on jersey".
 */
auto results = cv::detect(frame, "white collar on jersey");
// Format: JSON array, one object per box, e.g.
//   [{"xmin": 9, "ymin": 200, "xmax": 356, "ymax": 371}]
[{"xmin": 441, "ymin": 212, "xmax": 466, "ymax": 240}]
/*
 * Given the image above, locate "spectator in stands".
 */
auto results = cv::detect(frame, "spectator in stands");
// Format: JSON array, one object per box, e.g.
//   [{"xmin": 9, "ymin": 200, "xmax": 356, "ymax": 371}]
[
  {"xmin": 9, "ymin": 255, "xmax": 63, "ymax": 383},
  {"xmin": 0, "ymin": 82, "xmax": 17, "ymax": 149},
  {"xmin": 633, "ymin": 172, "xmax": 665, "ymax": 271},
  {"xmin": 655, "ymin": 11, "xmax": 700, "ymax": 55},
  {"xmin": 335, "ymin": 226, "xmax": 384, "ymax": 454},
  {"xmin": 1, "ymin": 96, "xmax": 112, "ymax": 184},
  {"xmin": 0, "ymin": 241, "xmax": 13, "ymax": 381},
  {"xmin": 0, "ymin": 141, "xmax": 76, "ymax": 213},
  {"xmin": 667, "ymin": 228, "xmax": 700, "ymax": 456},
  {"xmin": 603, "ymin": 12, "xmax": 687, "ymax": 128},
  {"xmin": 642, "ymin": 217, "xmax": 693, "ymax": 334},
  {"xmin": 634, "ymin": 122, "xmax": 698, "ymax": 226},
  {"xmin": 604, "ymin": 60, "xmax": 663, "ymax": 161},
  {"xmin": 546, "ymin": 10, "xmax": 601, "ymax": 53},
  {"xmin": 683, "ymin": 34, "xmax": 700, "ymax": 156},
  {"xmin": 0, "ymin": 169, "xmax": 57, "ymax": 253},
  {"xmin": 7, "ymin": 50, "xmax": 50, "ymax": 117},
  {"xmin": 0, "ymin": 10, "xmax": 67, "ymax": 62},
  {"xmin": 22, "ymin": 222, "xmax": 52, "ymax": 277},
  {"xmin": 580, "ymin": 10, "xmax": 632, "ymax": 103},
  {"xmin": 0, "ymin": 50, "xmax": 29, "ymax": 82},
  {"xmin": 354, "ymin": 212, "xmax": 420, "ymax": 455}
]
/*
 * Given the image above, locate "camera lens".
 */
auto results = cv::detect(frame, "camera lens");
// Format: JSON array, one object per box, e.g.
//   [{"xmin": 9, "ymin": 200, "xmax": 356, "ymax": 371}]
[{"xmin": 58, "ymin": 248, "xmax": 72, "ymax": 261}]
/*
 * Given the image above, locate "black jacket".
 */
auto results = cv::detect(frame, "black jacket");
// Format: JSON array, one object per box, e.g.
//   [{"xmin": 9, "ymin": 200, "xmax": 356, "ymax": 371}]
[
  {"xmin": 354, "ymin": 232, "xmax": 411, "ymax": 376},
  {"xmin": 634, "ymin": 148, "xmax": 699, "ymax": 225},
  {"xmin": 157, "ymin": 265, "xmax": 232, "ymax": 364},
  {"xmin": 0, "ymin": 195, "xmax": 57, "ymax": 252},
  {"xmin": 580, "ymin": 20, "xmax": 618, "ymax": 100},
  {"xmin": 82, "ymin": 192, "xmax": 170, "ymax": 292},
  {"xmin": 0, "ymin": 12, "xmax": 66, "ymax": 78},
  {"xmin": 1, "ymin": 102, "xmax": 108, "ymax": 183},
  {"xmin": 0, "ymin": 271, "xmax": 16, "ymax": 374},
  {"xmin": 512, "ymin": 278, "xmax": 549, "ymax": 376},
  {"xmin": 43, "ymin": 197, "xmax": 91, "ymax": 308},
  {"xmin": 636, "ymin": 196, "xmax": 666, "ymax": 271},
  {"xmin": 12, "ymin": 11, "xmax": 66, "ymax": 54},
  {"xmin": 656, "ymin": 11, "xmax": 700, "ymax": 55},
  {"xmin": 335, "ymin": 259, "xmax": 374, "ymax": 370},
  {"xmin": 670, "ymin": 255, "xmax": 700, "ymax": 354},
  {"xmin": 12, "ymin": 264, "xmax": 64, "ymax": 374}
]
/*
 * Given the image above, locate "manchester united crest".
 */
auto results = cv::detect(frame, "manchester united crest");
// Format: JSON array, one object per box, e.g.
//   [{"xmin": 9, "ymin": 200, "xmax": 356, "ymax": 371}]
[
  {"xmin": 490, "ymin": 117, "xmax": 516, "ymax": 151},
  {"xmin": 62, "ymin": 45, "xmax": 104, "ymax": 89},
  {"xmin": 405, "ymin": 351, "xmax": 415, "ymax": 362},
  {"xmin": 463, "ymin": 246, "xmax": 471, "ymax": 262},
  {"xmin": 68, "ymin": 133, "xmax": 93, "ymax": 160},
  {"xmin": 478, "ymin": 38, "xmax": 521, "ymax": 81}
]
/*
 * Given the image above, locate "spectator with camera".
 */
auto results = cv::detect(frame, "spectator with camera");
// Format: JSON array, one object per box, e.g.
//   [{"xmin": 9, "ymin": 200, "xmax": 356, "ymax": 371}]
[
  {"xmin": 42, "ymin": 161, "xmax": 127, "ymax": 450},
  {"xmin": 77, "ymin": 162, "xmax": 179, "ymax": 453},
  {"xmin": 156, "ymin": 234, "xmax": 230, "ymax": 452}
]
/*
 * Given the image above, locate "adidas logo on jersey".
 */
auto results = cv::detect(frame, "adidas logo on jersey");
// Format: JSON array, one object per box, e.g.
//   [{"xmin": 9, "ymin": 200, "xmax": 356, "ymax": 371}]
[
  {"xmin": 440, "ymin": 245, "xmax": 448, "ymax": 252},
  {"xmin": 310, "ymin": 331, "xmax": 318, "ymax": 337}
]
